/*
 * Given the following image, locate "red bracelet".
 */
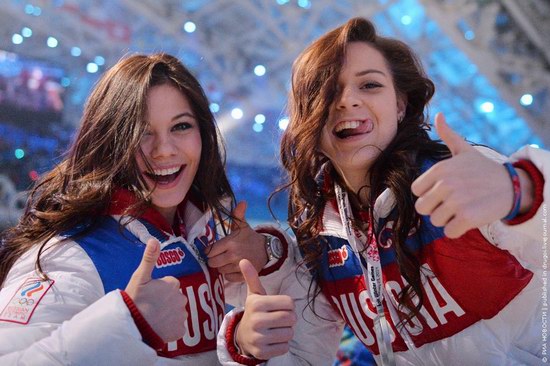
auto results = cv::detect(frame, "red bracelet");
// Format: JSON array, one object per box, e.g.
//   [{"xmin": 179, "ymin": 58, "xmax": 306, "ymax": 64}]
[
  {"xmin": 226, "ymin": 311, "xmax": 265, "ymax": 365},
  {"xmin": 506, "ymin": 159, "xmax": 545, "ymax": 225}
]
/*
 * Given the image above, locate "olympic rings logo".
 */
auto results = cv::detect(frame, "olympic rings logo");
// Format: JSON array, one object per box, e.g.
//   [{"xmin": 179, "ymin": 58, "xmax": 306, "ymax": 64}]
[{"xmin": 17, "ymin": 298, "xmax": 35, "ymax": 306}]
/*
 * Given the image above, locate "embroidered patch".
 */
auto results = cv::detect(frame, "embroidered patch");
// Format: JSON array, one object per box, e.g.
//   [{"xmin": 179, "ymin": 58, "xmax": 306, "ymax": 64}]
[
  {"xmin": 156, "ymin": 247, "xmax": 185, "ymax": 268},
  {"xmin": 0, "ymin": 277, "xmax": 54, "ymax": 324},
  {"xmin": 328, "ymin": 245, "xmax": 349, "ymax": 268}
]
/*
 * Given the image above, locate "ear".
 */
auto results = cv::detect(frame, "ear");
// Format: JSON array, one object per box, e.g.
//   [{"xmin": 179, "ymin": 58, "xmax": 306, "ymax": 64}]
[{"xmin": 396, "ymin": 94, "xmax": 407, "ymax": 121}]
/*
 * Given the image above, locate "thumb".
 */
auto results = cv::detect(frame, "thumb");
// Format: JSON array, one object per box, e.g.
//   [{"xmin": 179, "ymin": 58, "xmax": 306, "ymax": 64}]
[
  {"xmin": 435, "ymin": 113, "xmax": 472, "ymax": 156},
  {"xmin": 231, "ymin": 201, "xmax": 248, "ymax": 231},
  {"xmin": 131, "ymin": 238, "xmax": 161, "ymax": 284},
  {"xmin": 240, "ymin": 259, "xmax": 266, "ymax": 296}
]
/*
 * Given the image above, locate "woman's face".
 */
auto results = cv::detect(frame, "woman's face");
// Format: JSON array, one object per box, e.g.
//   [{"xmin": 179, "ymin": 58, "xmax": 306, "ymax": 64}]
[
  {"xmin": 320, "ymin": 41, "xmax": 405, "ymax": 191},
  {"xmin": 136, "ymin": 83, "xmax": 202, "ymax": 223}
]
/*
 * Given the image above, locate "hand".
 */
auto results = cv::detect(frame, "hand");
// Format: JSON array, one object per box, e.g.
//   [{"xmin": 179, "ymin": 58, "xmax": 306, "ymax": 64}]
[
  {"xmin": 236, "ymin": 259, "xmax": 296, "ymax": 359},
  {"xmin": 411, "ymin": 113, "xmax": 520, "ymax": 238},
  {"xmin": 125, "ymin": 238, "xmax": 188, "ymax": 343},
  {"xmin": 207, "ymin": 201, "xmax": 268, "ymax": 282}
]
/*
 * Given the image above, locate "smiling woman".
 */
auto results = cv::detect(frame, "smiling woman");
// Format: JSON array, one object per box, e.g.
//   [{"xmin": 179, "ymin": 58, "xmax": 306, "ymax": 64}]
[
  {"xmin": 137, "ymin": 84, "xmax": 202, "ymax": 223},
  {"xmin": 225, "ymin": 17, "xmax": 550, "ymax": 366},
  {"xmin": 0, "ymin": 53, "xmax": 291, "ymax": 365}
]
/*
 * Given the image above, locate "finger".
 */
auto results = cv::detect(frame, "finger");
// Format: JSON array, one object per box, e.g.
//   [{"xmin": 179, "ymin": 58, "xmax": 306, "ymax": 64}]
[
  {"xmin": 211, "ymin": 261, "xmax": 239, "ymax": 274},
  {"xmin": 247, "ymin": 295, "xmax": 295, "ymax": 312},
  {"xmin": 435, "ymin": 113, "xmax": 472, "ymax": 156},
  {"xmin": 414, "ymin": 181, "xmax": 448, "ymax": 215},
  {"xmin": 253, "ymin": 342, "xmax": 291, "ymax": 360},
  {"xmin": 131, "ymin": 238, "xmax": 161, "ymax": 284},
  {"xmin": 250, "ymin": 310, "xmax": 297, "ymax": 329},
  {"xmin": 264, "ymin": 327, "xmax": 294, "ymax": 344},
  {"xmin": 443, "ymin": 217, "xmax": 468, "ymax": 239},
  {"xmin": 411, "ymin": 169, "xmax": 437, "ymax": 198},
  {"xmin": 428, "ymin": 201, "xmax": 455, "ymax": 228},
  {"xmin": 231, "ymin": 201, "xmax": 249, "ymax": 231},
  {"xmin": 240, "ymin": 259, "xmax": 266, "ymax": 296},
  {"xmin": 224, "ymin": 272, "xmax": 245, "ymax": 283},
  {"xmin": 206, "ymin": 240, "xmax": 228, "ymax": 258}
]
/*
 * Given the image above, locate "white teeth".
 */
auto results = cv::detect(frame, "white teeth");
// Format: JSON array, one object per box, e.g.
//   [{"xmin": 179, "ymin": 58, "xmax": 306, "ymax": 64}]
[
  {"xmin": 149, "ymin": 166, "xmax": 180, "ymax": 176},
  {"xmin": 335, "ymin": 120, "xmax": 362, "ymax": 133}
]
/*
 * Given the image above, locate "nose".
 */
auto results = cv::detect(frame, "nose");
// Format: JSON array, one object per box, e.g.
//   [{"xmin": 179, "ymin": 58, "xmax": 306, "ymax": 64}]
[
  {"xmin": 150, "ymin": 133, "xmax": 177, "ymax": 159},
  {"xmin": 336, "ymin": 87, "xmax": 361, "ymax": 110}
]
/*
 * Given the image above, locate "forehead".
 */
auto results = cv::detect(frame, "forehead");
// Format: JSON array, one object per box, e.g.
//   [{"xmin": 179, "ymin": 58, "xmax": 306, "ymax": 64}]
[
  {"xmin": 146, "ymin": 84, "xmax": 191, "ymax": 110},
  {"xmin": 340, "ymin": 41, "xmax": 390, "ymax": 77}
]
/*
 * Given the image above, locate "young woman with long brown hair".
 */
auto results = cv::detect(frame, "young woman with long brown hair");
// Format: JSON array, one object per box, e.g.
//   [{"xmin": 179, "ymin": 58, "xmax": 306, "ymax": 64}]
[
  {"xmin": 0, "ymin": 53, "xmax": 290, "ymax": 365},
  {"xmin": 226, "ymin": 17, "xmax": 549, "ymax": 365}
]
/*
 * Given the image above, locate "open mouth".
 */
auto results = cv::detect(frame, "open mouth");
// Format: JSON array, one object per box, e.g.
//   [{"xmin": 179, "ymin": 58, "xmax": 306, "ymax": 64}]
[
  {"xmin": 144, "ymin": 165, "xmax": 184, "ymax": 185},
  {"xmin": 333, "ymin": 120, "xmax": 373, "ymax": 139}
]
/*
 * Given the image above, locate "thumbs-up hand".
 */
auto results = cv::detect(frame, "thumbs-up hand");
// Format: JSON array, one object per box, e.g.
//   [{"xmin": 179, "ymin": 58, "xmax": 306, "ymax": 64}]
[
  {"xmin": 236, "ymin": 259, "xmax": 296, "ymax": 359},
  {"xmin": 412, "ymin": 113, "xmax": 516, "ymax": 238},
  {"xmin": 207, "ymin": 201, "xmax": 269, "ymax": 282},
  {"xmin": 125, "ymin": 238, "xmax": 188, "ymax": 343}
]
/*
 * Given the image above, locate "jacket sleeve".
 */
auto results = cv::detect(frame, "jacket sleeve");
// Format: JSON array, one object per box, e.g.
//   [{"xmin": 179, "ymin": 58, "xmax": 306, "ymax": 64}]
[
  {"xmin": 218, "ymin": 245, "xmax": 345, "ymax": 366},
  {"xmin": 477, "ymin": 145, "xmax": 549, "ymax": 268},
  {"xmin": 0, "ymin": 241, "xmax": 159, "ymax": 365}
]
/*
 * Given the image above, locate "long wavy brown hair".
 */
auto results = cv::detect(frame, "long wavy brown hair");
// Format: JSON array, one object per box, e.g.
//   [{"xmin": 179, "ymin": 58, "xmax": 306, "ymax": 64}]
[
  {"xmin": 280, "ymin": 18, "xmax": 450, "ymax": 323},
  {"xmin": 0, "ymin": 53, "xmax": 234, "ymax": 286}
]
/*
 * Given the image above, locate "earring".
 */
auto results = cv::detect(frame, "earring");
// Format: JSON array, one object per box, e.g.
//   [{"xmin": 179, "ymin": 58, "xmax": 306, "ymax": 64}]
[{"xmin": 397, "ymin": 112, "xmax": 405, "ymax": 124}]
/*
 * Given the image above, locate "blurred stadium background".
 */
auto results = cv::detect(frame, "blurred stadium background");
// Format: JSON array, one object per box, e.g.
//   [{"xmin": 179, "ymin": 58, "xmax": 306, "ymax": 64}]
[{"xmin": 0, "ymin": 0, "xmax": 548, "ymax": 230}]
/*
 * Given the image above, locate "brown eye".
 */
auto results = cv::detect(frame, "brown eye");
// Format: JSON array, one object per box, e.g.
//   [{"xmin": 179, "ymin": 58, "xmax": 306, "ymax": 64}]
[{"xmin": 172, "ymin": 122, "xmax": 192, "ymax": 132}]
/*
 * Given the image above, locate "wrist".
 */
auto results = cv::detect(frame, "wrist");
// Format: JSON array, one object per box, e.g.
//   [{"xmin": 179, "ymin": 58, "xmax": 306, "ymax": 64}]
[
  {"xmin": 227, "ymin": 311, "xmax": 264, "ymax": 365},
  {"xmin": 517, "ymin": 168, "xmax": 534, "ymax": 214}
]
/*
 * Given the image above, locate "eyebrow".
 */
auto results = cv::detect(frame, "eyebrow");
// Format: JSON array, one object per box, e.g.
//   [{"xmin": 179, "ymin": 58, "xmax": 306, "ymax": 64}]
[
  {"xmin": 171, "ymin": 112, "xmax": 196, "ymax": 121},
  {"xmin": 355, "ymin": 69, "xmax": 386, "ymax": 77}
]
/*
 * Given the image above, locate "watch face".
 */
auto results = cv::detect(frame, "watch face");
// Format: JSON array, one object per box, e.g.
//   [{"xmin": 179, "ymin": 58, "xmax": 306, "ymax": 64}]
[{"xmin": 271, "ymin": 236, "xmax": 283, "ymax": 258}]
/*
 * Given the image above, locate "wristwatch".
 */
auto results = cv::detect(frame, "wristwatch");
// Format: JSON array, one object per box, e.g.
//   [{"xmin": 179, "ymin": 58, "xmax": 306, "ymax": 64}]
[{"xmin": 263, "ymin": 233, "xmax": 283, "ymax": 261}]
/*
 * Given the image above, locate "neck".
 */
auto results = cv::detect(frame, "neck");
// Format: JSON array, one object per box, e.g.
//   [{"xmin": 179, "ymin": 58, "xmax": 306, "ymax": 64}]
[
  {"xmin": 337, "ymin": 169, "xmax": 371, "ymax": 206},
  {"xmin": 154, "ymin": 206, "xmax": 177, "ymax": 226}
]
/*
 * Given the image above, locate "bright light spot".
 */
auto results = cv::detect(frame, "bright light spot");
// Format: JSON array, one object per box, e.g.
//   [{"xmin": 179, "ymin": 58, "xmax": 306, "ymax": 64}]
[
  {"xmin": 94, "ymin": 56, "xmax": 105, "ymax": 66},
  {"xmin": 297, "ymin": 0, "xmax": 310, "ymax": 8},
  {"xmin": 12, "ymin": 34, "xmax": 23, "ymax": 45},
  {"xmin": 530, "ymin": 144, "xmax": 540, "ymax": 149},
  {"xmin": 464, "ymin": 31, "xmax": 475, "ymax": 40},
  {"xmin": 47, "ymin": 37, "xmax": 58, "ymax": 48},
  {"xmin": 87, "ymin": 63, "xmax": 99, "ymax": 73},
  {"xmin": 253, "ymin": 123, "xmax": 264, "ymax": 132},
  {"xmin": 520, "ymin": 94, "xmax": 533, "ymax": 106},
  {"xmin": 28, "ymin": 78, "xmax": 39, "ymax": 90},
  {"xmin": 231, "ymin": 108, "xmax": 243, "ymax": 119},
  {"xmin": 480, "ymin": 101, "xmax": 494, "ymax": 113},
  {"xmin": 278, "ymin": 117, "xmax": 289, "ymax": 130},
  {"xmin": 71, "ymin": 47, "xmax": 82, "ymax": 57},
  {"xmin": 29, "ymin": 170, "xmax": 39, "ymax": 181},
  {"xmin": 33, "ymin": 6, "xmax": 42, "ymax": 16},
  {"xmin": 480, "ymin": 102, "xmax": 494, "ymax": 112},
  {"xmin": 254, "ymin": 65, "xmax": 266, "ymax": 76},
  {"xmin": 15, "ymin": 149, "xmax": 25, "ymax": 159},
  {"xmin": 184, "ymin": 21, "xmax": 196, "ymax": 33},
  {"xmin": 61, "ymin": 77, "xmax": 70, "ymax": 87},
  {"xmin": 24, "ymin": 4, "xmax": 35, "ymax": 14},
  {"xmin": 276, "ymin": 0, "xmax": 289, "ymax": 4},
  {"xmin": 22, "ymin": 27, "xmax": 32, "ymax": 37},
  {"xmin": 210, "ymin": 103, "xmax": 220, "ymax": 113},
  {"xmin": 254, "ymin": 114, "xmax": 266, "ymax": 124},
  {"xmin": 401, "ymin": 15, "xmax": 412, "ymax": 25}
]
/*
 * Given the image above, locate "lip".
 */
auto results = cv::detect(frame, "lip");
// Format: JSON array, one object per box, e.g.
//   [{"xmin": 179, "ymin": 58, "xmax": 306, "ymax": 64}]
[
  {"xmin": 332, "ymin": 118, "xmax": 374, "ymax": 138},
  {"xmin": 143, "ymin": 164, "xmax": 186, "ymax": 190}
]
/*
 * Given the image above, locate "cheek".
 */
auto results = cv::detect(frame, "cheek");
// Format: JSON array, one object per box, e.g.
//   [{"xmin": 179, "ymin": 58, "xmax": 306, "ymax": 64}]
[
  {"xmin": 319, "ymin": 127, "xmax": 332, "ymax": 155},
  {"xmin": 135, "ymin": 152, "xmax": 147, "ymax": 172}
]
